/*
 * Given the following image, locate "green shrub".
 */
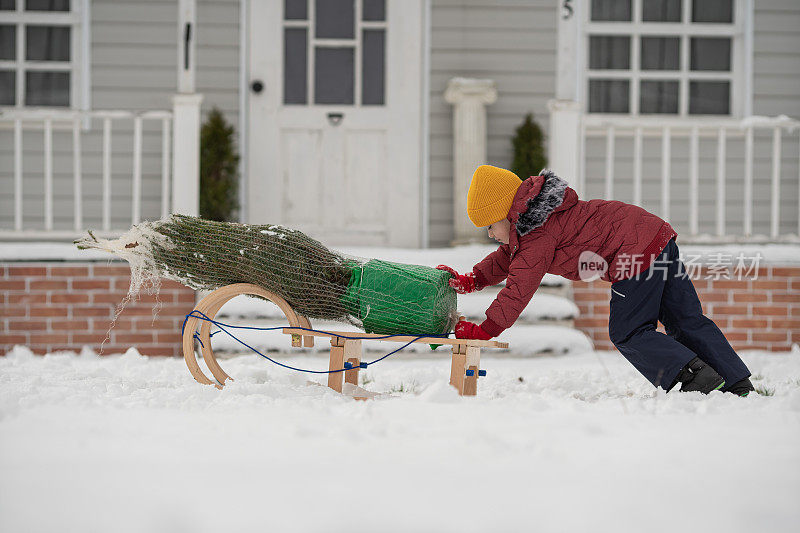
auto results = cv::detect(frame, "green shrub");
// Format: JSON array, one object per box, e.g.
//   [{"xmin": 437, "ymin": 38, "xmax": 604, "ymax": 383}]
[
  {"xmin": 510, "ymin": 113, "xmax": 547, "ymax": 180},
  {"xmin": 200, "ymin": 107, "xmax": 239, "ymax": 222}
]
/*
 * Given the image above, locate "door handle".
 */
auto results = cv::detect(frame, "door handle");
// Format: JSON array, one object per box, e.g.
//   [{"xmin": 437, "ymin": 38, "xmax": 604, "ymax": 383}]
[{"xmin": 327, "ymin": 112, "xmax": 344, "ymax": 126}]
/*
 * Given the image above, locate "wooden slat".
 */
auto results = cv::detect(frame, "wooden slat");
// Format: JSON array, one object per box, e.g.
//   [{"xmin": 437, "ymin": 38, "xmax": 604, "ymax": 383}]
[
  {"xmin": 328, "ymin": 344, "xmax": 345, "ymax": 393},
  {"xmin": 282, "ymin": 328, "xmax": 508, "ymax": 349}
]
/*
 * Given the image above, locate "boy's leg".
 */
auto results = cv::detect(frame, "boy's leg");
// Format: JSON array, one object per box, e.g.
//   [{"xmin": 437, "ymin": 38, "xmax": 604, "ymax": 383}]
[
  {"xmin": 656, "ymin": 239, "xmax": 751, "ymax": 389},
  {"xmin": 608, "ymin": 244, "xmax": 698, "ymax": 389}
]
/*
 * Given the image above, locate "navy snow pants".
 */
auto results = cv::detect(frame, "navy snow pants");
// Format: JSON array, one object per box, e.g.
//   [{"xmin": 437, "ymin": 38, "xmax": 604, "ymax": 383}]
[{"xmin": 608, "ymin": 237, "xmax": 751, "ymax": 390}]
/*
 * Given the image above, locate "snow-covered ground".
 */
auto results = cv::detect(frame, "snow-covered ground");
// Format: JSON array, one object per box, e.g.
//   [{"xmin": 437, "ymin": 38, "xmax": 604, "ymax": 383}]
[{"xmin": 1, "ymin": 345, "xmax": 798, "ymax": 533}]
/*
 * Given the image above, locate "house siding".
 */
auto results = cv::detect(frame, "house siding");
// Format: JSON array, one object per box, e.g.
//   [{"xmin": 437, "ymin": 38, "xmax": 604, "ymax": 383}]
[
  {"xmin": 428, "ymin": 0, "xmax": 558, "ymax": 247},
  {"xmin": 581, "ymin": 0, "xmax": 800, "ymax": 240},
  {"xmin": 0, "ymin": 0, "xmax": 240, "ymax": 233}
]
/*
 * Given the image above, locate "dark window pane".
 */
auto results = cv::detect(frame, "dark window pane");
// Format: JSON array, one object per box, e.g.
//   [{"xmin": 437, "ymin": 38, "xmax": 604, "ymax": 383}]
[
  {"xmin": 0, "ymin": 25, "xmax": 15, "ymax": 60},
  {"xmin": 0, "ymin": 1, "xmax": 15, "ymax": 10},
  {"xmin": 641, "ymin": 37, "xmax": 680, "ymax": 70},
  {"xmin": 642, "ymin": 0, "xmax": 681, "ymax": 22},
  {"xmin": 690, "ymin": 37, "xmax": 730, "ymax": 71},
  {"xmin": 692, "ymin": 0, "xmax": 732, "ymax": 23},
  {"xmin": 591, "ymin": 0, "xmax": 631, "ymax": 21},
  {"xmin": 689, "ymin": 81, "xmax": 729, "ymax": 114},
  {"xmin": 0, "ymin": 70, "xmax": 14, "ymax": 105},
  {"xmin": 589, "ymin": 36, "xmax": 630, "ymax": 70},
  {"xmin": 315, "ymin": 0, "xmax": 354, "ymax": 39},
  {"xmin": 284, "ymin": 28, "xmax": 307, "ymax": 104},
  {"xmin": 25, "ymin": 70, "xmax": 69, "ymax": 106},
  {"xmin": 315, "ymin": 47, "xmax": 353, "ymax": 104},
  {"xmin": 640, "ymin": 80, "xmax": 679, "ymax": 113},
  {"xmin": 362, "ymin": 29, "xmax": 384, "ymax": 105},
  {"xmin": 363, "ymin": 0, "xmax": 385, "ymax": 21},
  {"xmin": 589, "ymin": 79, "xmax": 629, "ymax": 113},
  {"xmin": 26, "ymin": 25, "xmax": 70, "ymax": 61},
  {"xmin": 284, "ymin": 0, "xmax": 306, "ymax": 20},
  {"xmin": 25, "ymin": 0, "xmax": 69, "ymax": 11}
]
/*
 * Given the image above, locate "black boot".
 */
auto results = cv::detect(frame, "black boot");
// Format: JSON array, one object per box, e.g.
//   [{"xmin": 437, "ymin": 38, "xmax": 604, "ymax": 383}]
[
  {"xmin": 669, "ymin": 357, "xmax": 725, "ymax": 394},
  {"xmin": 727, "ymin": 378, "xmax": 755, "ymax": 397}
]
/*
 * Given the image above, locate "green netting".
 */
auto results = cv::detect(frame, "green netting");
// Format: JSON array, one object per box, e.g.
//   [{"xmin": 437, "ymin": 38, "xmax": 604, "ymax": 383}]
[{"xmin": 75, "ymin": 214, "xmax": 458, "ymax": 336}]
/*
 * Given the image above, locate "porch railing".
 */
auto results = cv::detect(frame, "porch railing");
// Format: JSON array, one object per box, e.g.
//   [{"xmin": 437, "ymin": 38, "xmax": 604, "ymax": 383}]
[
  {"xmin": 0, "ymin": 109, "xmax": 172, "ymax": 239},
  {"xmin": 579, "ymin": 114, "xmax": 800, "ymax": 243}
]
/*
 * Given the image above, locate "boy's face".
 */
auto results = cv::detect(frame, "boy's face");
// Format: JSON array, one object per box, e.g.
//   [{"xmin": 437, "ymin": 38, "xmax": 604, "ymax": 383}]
[{"xmin": 487, "ymin": 218, "xmax": 511, "ymax": 245}]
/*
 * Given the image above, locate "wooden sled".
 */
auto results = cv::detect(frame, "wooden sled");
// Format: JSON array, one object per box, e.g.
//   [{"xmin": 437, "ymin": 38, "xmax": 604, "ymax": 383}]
[{"xmin": 182, "ymin": 283, "xmax": 509, "ymax": 397}]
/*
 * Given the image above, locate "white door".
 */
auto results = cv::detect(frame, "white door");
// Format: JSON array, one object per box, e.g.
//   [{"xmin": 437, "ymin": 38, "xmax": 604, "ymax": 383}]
[{"xmin": 248, "ymin": 0, "xmax": 424, "ymax": 247}]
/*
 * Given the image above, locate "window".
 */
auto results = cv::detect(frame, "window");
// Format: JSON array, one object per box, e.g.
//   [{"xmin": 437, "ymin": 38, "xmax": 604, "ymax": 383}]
[
  {"xmin": 282, "ymin": 0, "xmax": 386, "ymax": 106},
  {"xmin": 585, "ymin": 0, "xmax": 745, "ymax": 116},
  {"xmin": 0, "ymin": 0, "xmax": 88, "ymax": 109}
]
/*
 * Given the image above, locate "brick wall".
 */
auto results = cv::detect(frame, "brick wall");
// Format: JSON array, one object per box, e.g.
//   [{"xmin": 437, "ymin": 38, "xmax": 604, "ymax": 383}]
[
  {"xmin": 1, "ymin": 262, "xmax": 196, "ymax": 356},
  {"xmin": 573, "ymin": 264, "xmax": 800, "ymax": 352}
]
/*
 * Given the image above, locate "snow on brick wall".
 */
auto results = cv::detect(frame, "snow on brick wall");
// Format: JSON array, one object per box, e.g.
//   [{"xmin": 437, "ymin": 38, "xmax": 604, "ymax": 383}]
[
  {"xmin": 573, "ymin": 265, "xmax": 800, "ymax": 352},
  {"xmin": 0, "ymin": 263, "xmax": 196, "ymax": 356}
]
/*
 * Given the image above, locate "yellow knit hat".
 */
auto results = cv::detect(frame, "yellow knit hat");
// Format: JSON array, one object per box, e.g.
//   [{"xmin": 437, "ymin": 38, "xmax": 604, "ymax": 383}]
[{"xmin": 467, "ymin": 165, "xmax": 523, "ymax": 227}]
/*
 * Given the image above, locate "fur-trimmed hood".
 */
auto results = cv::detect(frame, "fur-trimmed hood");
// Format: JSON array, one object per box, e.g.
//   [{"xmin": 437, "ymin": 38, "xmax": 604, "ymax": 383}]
[{"xmin": 508, "ymin": 169, "xmax": 577, "ymax": 238}]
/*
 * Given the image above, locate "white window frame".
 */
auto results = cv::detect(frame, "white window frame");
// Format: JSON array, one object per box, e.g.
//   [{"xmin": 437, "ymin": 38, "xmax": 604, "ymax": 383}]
[
  {"xmin": 0, "ymin": 0, "xmax": 90, "ymax": 114},
  {"xmin": 580, "ymin": 0, "xmax": 752, "ymax": 118}
]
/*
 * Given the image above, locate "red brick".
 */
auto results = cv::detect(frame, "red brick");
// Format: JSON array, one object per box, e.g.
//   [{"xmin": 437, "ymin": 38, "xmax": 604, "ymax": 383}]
[
  {"xmin": 72, "ymin": 280, "xmax": 111, "ymax": 290},
  {"xmin": 92, "ymin": 293, "xmax": 130, "ymax": 305},
  {"xmin": 7, "ymin": 293, "xmax": 47, "ymax": 305},
  {"xmin": 113, "ymin": 333, "xmax": 156, "ymax": 344},
  {"xmin": 148, "ymin": 319, "xmax": 180, "ymax": 330},
  {"xmin": 175, "ymin": 291, "xmax": 196, "ymax": 304},
  {"xmin": 71, "ymin": 306, "xmax": 113, "ymax": 317},
  {"xmin": 732, "ymin": 292, "xmax": 768, "ymax": 303},
  {"xmin": 29, "ymin": 280, "xmax": 68, "ymax": 291},
  {"xmin": 72, "ymin": 332, "xmax": 110, "ymax": 344},
  {"xmin": 752, "ymin": 331, "xmax": 789, "ymax": 342},
  {"xmin": 48, "ymin": 266, "xmax": 90, "ymax": 277},
  {"xmin": 8, "ymin": 320, "xmax": 47, "ymax": 330},
  {"xmin": 573, "ymin": 291, "xmax": 607, "ymax": 302},
  {"xmin": 722, "ymin": 331, "xmax": 749, "ymax": 342},
  {"xmin": 700, "ymin": 292, "xmax": 730, "ymax": 303},
  {"xmin": 159, "ymin": 279, "xmax": 188, "ymax": 290},
  {"xmin": 770, "ymin": 319, "xmax": 800, "ymax": 330},
  {"xmin": 751, "ymin": 305, "xmax": 788, "ymax": 316},
  {"xmin": 770, "ymin": 267, "xmax": 800, "ymax": 278},
  {"xmin": 7, "ymin": 266, "xmax": 47, "ymax": 277},
  {"xmin": 138, "ymin": 346, "xmax": 179, "ymax": 357},
  {"xmin": 113, "ymin": 278, "xmax": 134, "ymax": 291},
  {"xmin": 155, "ymin": 332, "xmax": 181, "ymax": 343},
  {"xmin": 92, "ymin": 265, "xmax": 131, "ymax": 276},
  {"xmin": 29, "ymin": 333, "xmax": 69, "ymax": 344},
  {"xmin": 772, "ymin": 292, "xmax": 799, "ymax": 304},
  {"xmin": 731, "ymin": 318, "xmax": 769, "ymax": 329},
  {"xmin": 710, "ymin": 280, "xmax": 748, "ymax": 289},
  {"xmin": 29, "ymin": 307, "xmax": 66, "ymax": 317},
  {"xmin": 750, "ymin": 280, "xmax": 788, "ymax": 290},
  {"xmin": 0, "ymin": 334, "xmax": 28, "ymax": 344},
  {"xmin": 50, "ymin": 320, "xmax": 90, "ymax": 330},
  {"xmin": 0, "ymin": 305, "xmax": 26, "ymax": 317},
  {"xmin": 0, "ymin": 280, "xmax": 26, "ymax": 290},
  {"xmin": 50, "ymin": 293, "xmax": 91, "ymax": 304},
  {"xmin": 0, "ymin": 265, "xmax": 6, "ymax": 278},
  {"xmin": 592, "ymin": 304, "xmax": 610, "ymax": 315},
  {"xmin": 709, "ymin": 305, "xmax": 743, "ymax": 316}
]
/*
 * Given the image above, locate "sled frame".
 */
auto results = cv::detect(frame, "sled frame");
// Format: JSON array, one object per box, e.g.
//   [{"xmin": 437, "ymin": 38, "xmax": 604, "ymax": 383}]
[{"xmin": 182, "ymin": 284, "xmax": 508, "ymax": 397}]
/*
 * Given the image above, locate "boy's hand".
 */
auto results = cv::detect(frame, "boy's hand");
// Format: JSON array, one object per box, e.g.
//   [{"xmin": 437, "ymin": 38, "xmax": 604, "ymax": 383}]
[
  {"xmin": 454, "ymin": 319, "xmax": 493, "ymax": 340},
  {"xmin": 436, "ymin": 265, "xmax": 477, "ymax": 294}
]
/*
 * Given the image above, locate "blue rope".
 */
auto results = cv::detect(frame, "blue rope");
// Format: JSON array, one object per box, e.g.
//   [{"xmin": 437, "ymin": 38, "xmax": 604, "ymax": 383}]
[{"xmin": 182, "ymin": 310, "xmax": 453, "ymax": 375}]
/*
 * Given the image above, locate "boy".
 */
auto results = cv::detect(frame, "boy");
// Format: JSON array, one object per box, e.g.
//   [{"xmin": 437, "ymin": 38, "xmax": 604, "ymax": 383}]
[{"xmin": 437, "ymin": 165, "xmax": 754, "ymax": 396}]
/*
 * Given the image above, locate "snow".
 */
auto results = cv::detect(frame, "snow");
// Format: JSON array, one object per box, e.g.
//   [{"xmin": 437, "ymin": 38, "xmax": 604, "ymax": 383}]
[
  {"xmin": 3, "ymin": 240, "xmax": 800, "ymax": 264},
  {"xmin": 1, "ymin": 345, "xmax": 798, "ymax": 533}
]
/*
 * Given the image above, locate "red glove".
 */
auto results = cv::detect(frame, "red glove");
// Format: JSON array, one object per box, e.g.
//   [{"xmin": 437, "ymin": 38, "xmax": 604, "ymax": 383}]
[
  {"xmin": 436, "ymin": 265, "xmax": 477, "ymax": 294},
  {"xmin": 454, "ymin": 319, "xmax": 493, "ymax": 340}
]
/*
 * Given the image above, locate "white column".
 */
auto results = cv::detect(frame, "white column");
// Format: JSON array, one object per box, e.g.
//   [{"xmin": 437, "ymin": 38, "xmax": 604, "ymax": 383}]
[
  {"xmin": 547, "ymin": 99, "xmax": 582, "ymax": 189},
  {"xmin": 177, "ymin": 0, "xmax": 197, "ymax": 93},
  {"xmin": 171, "ymin": 93, "xmax": 203, "ymax": 216},
  {"xmin": 444, "ymin": 77, "xmax": 497, "ymax": 245}
]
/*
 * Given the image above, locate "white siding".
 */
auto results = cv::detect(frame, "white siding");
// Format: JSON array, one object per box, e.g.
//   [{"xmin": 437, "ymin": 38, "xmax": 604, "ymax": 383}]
[
  {"xmin": 428, "ymin": 0, "xmax": 558, "ymax": 246},
  {"xmin": 580, "ymin": 0, "xmax": 800, "ymax": 239},
  {"xmin": 0, "ymin": 0, "xmax": 241, "ymax": 232}
]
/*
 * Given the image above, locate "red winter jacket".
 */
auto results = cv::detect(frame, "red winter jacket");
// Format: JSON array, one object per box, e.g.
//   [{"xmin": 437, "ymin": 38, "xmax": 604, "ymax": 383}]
[{"xmin": 472, "ymin": 169, "xmax": 677, "ymax": 337}]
